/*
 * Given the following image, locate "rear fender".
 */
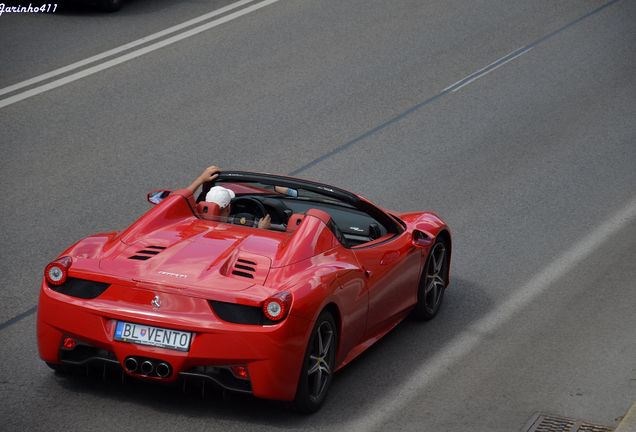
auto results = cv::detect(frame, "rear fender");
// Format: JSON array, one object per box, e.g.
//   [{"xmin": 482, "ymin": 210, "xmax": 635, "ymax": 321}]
[
  {"xmin": 56, "ymin": 232, "xmax": 120, "ymax": 260},
  {"xmin": 118, "ymin": 190, "xmax": 195, "ymax": 246}
]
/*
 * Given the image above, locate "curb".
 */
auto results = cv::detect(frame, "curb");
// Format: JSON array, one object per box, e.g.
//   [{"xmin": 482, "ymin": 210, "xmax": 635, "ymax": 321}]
[{"xmin": 616, "ymin": 402, "xmax": 636, "ymax": 432}]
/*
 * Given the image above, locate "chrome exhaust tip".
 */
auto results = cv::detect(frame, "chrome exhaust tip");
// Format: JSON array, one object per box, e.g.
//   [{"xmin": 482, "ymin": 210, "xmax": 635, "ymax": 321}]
[
  {"xmin": 140, "ymin": 360, "xmax": 154, "ymax": 375},
  {"xmin": 124, "ymin": 357, "xmax": 138, "ymax": 372},
  {"xmin": 156, "ymin": 362, "xmax": 171, "ymax": 378}
]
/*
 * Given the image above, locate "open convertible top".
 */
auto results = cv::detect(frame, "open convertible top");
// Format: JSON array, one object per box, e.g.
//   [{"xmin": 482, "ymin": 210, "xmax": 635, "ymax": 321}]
[{"xmin": 200, "ymin": 171, "xmax": 402, "ymax": 235}]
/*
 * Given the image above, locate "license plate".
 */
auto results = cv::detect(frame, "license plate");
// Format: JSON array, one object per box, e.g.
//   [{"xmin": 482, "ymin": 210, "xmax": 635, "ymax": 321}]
[{"xmin": 114, "ymin": 321, "xmax": 192, "ymax": 352}]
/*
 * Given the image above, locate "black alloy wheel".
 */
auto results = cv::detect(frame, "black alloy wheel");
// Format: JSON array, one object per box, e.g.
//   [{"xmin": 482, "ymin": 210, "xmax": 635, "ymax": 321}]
[
  {"xmin": 293, "ymin": 311, "xmax": 337, "ymax": 413},
  {"xmin": 412, "ymin": 239, "xmax": 448, "ymax": 321}
]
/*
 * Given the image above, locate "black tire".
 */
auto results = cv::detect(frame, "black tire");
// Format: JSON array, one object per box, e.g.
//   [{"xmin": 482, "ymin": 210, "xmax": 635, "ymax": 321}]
[
  {"xmin": 411, "ymin": 239, "xmax": 449, "ymax": 321},
  {"xmin": 293, "ymin": 311, "xmax": 337, "ymax": 414},
  {"xmin": 100, "ymin": 0, "xmax": 123, "ymax": 12}
]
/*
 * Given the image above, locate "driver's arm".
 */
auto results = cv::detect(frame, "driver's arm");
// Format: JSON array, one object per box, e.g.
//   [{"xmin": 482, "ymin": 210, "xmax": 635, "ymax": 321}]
[{"xmin": 187, "ymin": 165, "xmax": 221, "ymax": 195}]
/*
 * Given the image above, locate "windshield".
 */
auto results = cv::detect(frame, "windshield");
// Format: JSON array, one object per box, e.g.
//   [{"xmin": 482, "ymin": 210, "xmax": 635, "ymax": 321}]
[{"xmin": 216, "ymin": 181, "xmax": 356, "ymax": 210}]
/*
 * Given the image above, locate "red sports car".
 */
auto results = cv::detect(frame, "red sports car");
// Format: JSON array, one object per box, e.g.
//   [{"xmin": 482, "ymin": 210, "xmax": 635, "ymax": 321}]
[{"xmin": 37, "ymin": 171, "xmax": 451, "ymax": 412}]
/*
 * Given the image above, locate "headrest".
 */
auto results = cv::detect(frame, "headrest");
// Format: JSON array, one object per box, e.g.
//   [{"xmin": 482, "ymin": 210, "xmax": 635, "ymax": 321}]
[
  {"xmin": 196, "ymin": 202, "xmax": 222, "ymax": 220},
  {"xmin": 304, "ymin": 208, "xmax": 331, "ymax": 225},
  {"xmin": 286, "ymin": 214, "xmax": 305, "ymax": 232}
]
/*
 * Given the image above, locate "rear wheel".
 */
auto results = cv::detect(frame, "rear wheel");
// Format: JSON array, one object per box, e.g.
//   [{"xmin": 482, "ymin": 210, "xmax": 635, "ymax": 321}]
[
  {"xmin": 293, "ymin": 311, "xmax": 337, "ymax": 413},
  {"xmin": 411, "ymin": 239, "xmax": 448, "ymax": 321}
]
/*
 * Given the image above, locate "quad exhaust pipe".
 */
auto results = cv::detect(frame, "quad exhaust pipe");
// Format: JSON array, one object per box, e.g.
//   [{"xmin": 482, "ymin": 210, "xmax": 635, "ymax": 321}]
[
  {"xmin": 124, "ymin": 357, "xmax": 138, "ymax": 372},
  {"xmin": 140, "ymin": 360, "xmax": 154, "ymax": 375},
  {"xmin": 124, "ymin": 357, "xmax": 171, "ymax": 378},
  {"xmin": 156, "ymin": 362, "xmax": 171, "ymax": 378}
]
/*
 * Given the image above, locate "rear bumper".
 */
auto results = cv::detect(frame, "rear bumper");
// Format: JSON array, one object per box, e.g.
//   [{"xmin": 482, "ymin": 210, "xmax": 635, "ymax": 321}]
[{"xmin": 37, "ymin": 281, "xmax": 311, "ymax": 401}]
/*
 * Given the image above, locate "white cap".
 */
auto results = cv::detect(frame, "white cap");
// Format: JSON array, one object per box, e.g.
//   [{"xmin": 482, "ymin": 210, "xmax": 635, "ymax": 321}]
[{"xmin": 205, "ymin": 186, "xmax": 235, "ymax": 208}]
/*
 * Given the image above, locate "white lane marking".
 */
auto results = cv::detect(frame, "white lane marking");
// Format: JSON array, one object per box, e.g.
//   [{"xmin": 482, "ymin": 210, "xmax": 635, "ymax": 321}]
[
  {"xmin": 346, "ymin": 196, "xmax": 636, "ymax": 432},
  {"xmin": 0, "ymin": 0, "xmax": 281, "ymax": 109},
  {"xmin": 0, "ymin": 0, "xmax": 255, "ymax": 97},
  {"xmin": 443, "ymin": 46, "xmax": 533, "ymax": 93}
]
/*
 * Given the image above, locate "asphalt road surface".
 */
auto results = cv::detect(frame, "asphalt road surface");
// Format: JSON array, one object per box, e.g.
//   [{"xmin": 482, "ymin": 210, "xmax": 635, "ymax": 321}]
[{"xmin": 1, "ymin": 0, "xmax": 635, "ymax": 431}]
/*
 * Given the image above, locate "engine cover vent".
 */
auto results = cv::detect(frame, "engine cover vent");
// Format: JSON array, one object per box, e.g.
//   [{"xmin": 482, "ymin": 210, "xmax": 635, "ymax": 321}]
[
  {"xmin": 225, "ymin": 254, "xmax": 271, "ymax": 284},
  {"xmin": 231, "ymin": 258, "xmax": 257, "ymax": 279},
  {"xmin": 128, "ymin": 245, "xmax": 166, "ymax": 261}
]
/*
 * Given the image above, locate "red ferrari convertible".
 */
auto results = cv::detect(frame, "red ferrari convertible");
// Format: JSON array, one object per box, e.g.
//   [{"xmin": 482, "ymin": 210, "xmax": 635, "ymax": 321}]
[{"xmin": 37, "ymin": 171, "xmax": 451, "ymax": 412}]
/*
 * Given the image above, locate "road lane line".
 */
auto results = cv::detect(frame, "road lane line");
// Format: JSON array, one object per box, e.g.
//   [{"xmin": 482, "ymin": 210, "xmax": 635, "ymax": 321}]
[
  {"xmin": 347, "ymin": 196, "xmax": 636, "ymax": 432},
  {"xmin": 0, "ymin": 0, "xmax": 624, "ymax": 334},
  {"xmin": 0, "ymin": 0, "xmax": 255, "ymax": 97},
  {"xmin": 0, "ymin": 0, "xmax": 256, "ymax": 97},
  {"xmin": 291, "ymin": 0, "xmax": 620, "ymax": 177},
  {"xmin": 0, "ymin": 0, "xmax": 281, "ymax": 109},
  {"xmin": 0, "ymin": 305, "xmax": 37, "ymax": 331},
  {"xmin": 442, "ymin": 46, "xmax": 527, "ymax": 92},
  {"xmin": 443, "ymin": 46, "xmax": 534, "ymax": 93}
]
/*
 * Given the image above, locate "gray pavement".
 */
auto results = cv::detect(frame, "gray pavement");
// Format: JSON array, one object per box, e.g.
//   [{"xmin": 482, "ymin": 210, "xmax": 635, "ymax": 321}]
[
  {"xmin": 0, "ymin": 0, "xmax": 240, "ymax": 87},
  {"xmin": 0, "ymin": 0, "xmax": 634, "ymax": 430}
]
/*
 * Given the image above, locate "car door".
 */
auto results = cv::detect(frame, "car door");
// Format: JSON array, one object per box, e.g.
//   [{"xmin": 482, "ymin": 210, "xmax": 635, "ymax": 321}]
[{"xmin": 352, "ymin": 231, "xmax": 422, "ymax": 339}]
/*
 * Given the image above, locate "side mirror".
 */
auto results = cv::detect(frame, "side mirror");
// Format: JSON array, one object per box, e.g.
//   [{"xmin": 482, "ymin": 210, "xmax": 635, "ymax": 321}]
[
  {"xmin": 412, "ymin": 230, "xmax": 433, "ymax": 247},
  {"xmin": 147, "ymin": 189, "xmax": 172, "ymax": 205}
]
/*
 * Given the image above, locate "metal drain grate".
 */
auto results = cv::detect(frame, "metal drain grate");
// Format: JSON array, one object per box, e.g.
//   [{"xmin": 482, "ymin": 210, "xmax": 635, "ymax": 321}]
[{"xmin": 524, "ymin": 414, "xmax": 613, "ymax": 432}]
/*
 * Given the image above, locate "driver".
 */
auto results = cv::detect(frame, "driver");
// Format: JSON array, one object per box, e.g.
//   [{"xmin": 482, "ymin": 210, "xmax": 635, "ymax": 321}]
[{"xmin": 187, "ymin": 165, "xmax": 272, "ymax": 230}]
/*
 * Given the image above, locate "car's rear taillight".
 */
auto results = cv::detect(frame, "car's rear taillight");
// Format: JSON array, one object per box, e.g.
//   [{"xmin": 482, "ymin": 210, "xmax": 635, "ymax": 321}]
[
  {"xmin": 45, "ymin": 256, "xmax": 72, "ymax": 286},
  {"xmin": 262, "ymin": 291, "xmax": 292, "ymax": 322}
]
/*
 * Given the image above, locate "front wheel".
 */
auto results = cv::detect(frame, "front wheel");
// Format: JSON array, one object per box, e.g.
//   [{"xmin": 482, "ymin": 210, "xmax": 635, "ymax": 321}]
[
  {"xmin": 411, "ymin": 239, "xmax": 448, "ymax": 321},
  {"xmin": 293, "ymin": 311, "xmax": 337, "ymax": 413}
]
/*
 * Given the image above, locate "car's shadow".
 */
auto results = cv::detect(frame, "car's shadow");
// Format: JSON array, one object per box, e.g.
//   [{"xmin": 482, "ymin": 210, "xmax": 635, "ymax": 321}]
[{"xmin": 54, "ymin": 277, "xmax": 492, "ymax": 426}]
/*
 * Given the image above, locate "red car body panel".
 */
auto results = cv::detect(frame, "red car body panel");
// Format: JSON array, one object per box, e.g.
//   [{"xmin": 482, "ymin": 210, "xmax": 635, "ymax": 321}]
[{"xmin": 37, "ymin": 173, "xmax": 451, "ymax": 401}]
